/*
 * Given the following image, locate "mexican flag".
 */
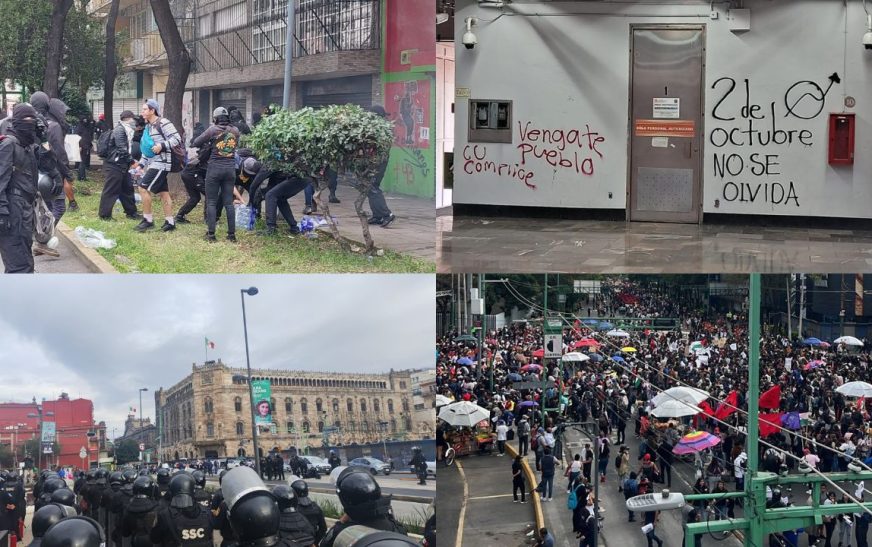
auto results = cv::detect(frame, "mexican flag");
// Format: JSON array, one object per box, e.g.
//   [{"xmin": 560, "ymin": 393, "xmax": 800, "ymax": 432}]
[{"xmin": 205, "ymin": 337, "xmax": 215, "ymax": 349}]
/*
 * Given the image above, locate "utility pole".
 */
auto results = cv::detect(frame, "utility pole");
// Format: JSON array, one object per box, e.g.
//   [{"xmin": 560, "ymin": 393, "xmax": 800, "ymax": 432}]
[
  {"xmin": 541, "ymin": 274, "xmax": 548, "ymax": 427},
  {"xmin": 786, "ymin": 275, "xmax": 792, "ymax": 340},
  {"xmin": 282, "ymin": 0, "xmax": 295, "ymax": 108},
  {"xmin": 798, "ymin": 274, "xmax": 806, "ymax": 338}
]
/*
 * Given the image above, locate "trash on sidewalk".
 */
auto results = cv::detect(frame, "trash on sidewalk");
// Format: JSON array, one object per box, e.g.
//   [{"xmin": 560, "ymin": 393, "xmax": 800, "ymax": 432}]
[{"xmin": 74, "ymin": 226, "xmax": 117, "ymax": 249}]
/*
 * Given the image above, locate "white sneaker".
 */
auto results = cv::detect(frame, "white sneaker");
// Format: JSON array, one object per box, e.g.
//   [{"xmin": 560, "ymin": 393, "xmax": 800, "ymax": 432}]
[{"xmin": 513, "ymin": 499, "xmax": 519, "ymax": 503}]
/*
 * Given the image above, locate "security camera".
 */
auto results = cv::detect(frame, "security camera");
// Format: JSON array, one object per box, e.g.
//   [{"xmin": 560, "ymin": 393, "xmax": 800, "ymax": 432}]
[
  {"xmin": 463, "ymin": 17, "xmax": 477, "ymax": 49},
  {"xmin": 865, "ymin": 15, "xmax": 872, "ymax": 50}
]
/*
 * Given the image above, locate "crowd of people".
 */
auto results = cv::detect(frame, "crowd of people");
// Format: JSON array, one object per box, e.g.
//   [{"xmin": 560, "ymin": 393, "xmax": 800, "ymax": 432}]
[
  {"xmin": 0, "ymin": 95, "xmax": 397, "ymax": 273},
  {"xmin": 436, "ymin": 278, "xmax": 872, "ymax": 547},
  {"xmin": 0, "ymin": 460, "xmax": 428, "ymax": 547}
]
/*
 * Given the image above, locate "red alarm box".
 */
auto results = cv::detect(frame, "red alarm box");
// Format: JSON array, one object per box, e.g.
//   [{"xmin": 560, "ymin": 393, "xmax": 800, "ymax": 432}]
[{"xmin": 828, "ymin": 113, "xmax": 855, "ymax": 165}]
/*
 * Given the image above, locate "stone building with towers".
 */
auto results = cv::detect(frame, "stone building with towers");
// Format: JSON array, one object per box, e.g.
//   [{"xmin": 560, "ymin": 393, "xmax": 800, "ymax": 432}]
[{"xmin": 155, "ymin": 359, "xmax": 425, "ymax": 461}]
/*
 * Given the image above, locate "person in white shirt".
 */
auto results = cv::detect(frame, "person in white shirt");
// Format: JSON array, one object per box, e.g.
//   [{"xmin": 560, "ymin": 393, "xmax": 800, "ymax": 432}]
[
  {"xmin": 802, "ymin": 448, "xmax": 820, "ymax": 470},
  {"xmin": 734, "ymin": 451, "xmax": 748, "ymax": 490},
  {"xmin": 496, "ymin": 420, "xmax": 509, "ymax": 456}
]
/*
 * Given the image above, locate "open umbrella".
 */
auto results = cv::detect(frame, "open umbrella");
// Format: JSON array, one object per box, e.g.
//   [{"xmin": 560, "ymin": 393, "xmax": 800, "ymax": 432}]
[
  {"xmin": 651, "ymin": 387, "xmax": 710, "ymax": 407},
  {"xmin": 507, "ymin": 373, "xmax": 523, "ymax": 382},
  {"xmin": 621, "ymin": 347, "xmax": 637, "ymax": 353},
  {"xmin": 781, "ymin": 412, "xmax": 802, "ymax": 430},
  {"xmin": 532, "ymin": 349, "xmax": 545, "ymax": 359},
  {"xmin": 672, "ymin": 431, "xmax": 721, "ymax": 455},
  {"xmin": 437, "ymin": 401, "xmax": 490, "ymax": 427},
  {"xmin": 606, "ymin": 329, "xmax": 630, "ymax": 338},
  {"xmin": 835, "ymin": 336, "xmax": 864, "ymax": 347},
  {"xmin": 803, "ymin": 337, "xmax": 823, "ymax": 346},
  {"xmin": 562, "ymin": 352, "xmax": 590, "ymax": 363},
  {"xmin": 457, "ymin": 357, "xmax": 473, "ymax": 366},
  {"xmin": 836, "ymin": 381, "xmax": 872, "ymax": 398},
  {"xmin": 611, "ymin": 355, "xmax": 626, "ymax": 363},
  {"xmin": 581, "ymin": 318, "xmax": 600, "ymax": 325},
  {"xmin": 518, "ymin": 400, "xmax": 539, "ymax": 408},
  {"xmin": 455, "ymin": 335, "xmax": 477, "ymax": 343},
  {"xmin": 650, "ymin": 399, "xmax": 702, "ymax": 418},
  {"xmin": 521, "ymin": 364, "xmax": 543, "ymax": 373},
  {"xmin": 436, "ymin": 394, "xmax": 453, "ymax": 407},
  {"xmin": 689, "ymin": 341, "xmax": 704, "ymax": 352},
  {"xmin": 574, "ymin": 338, "xmax": 600, "ymax": 349},
  {"xmin": 586, "ymin": 353, "xmax": 604, "ymax": 362},
  {"xmin": 804, "ymin": 360, "xmax": 825, "ymax": 371},
  {"xmin": 597, "ymin": 321, "xmax": 615, "ymax": 331}
]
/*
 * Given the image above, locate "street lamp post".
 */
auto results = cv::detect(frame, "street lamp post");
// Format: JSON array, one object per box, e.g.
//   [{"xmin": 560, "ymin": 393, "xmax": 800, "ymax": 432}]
[
  {"xmin": 241, "ymin": 286, "xmax": 261, "ymax": 477},
  {"xmin": 379, "ymin": 421, "xmax": 389, "ymax": 464},
  {"xmin": 28, "ymin": 401, "xmax": 54, "ymax": 471},
  {"xmin": 139, "ymin": 388, "xmax": 149, "ymax": 429}
]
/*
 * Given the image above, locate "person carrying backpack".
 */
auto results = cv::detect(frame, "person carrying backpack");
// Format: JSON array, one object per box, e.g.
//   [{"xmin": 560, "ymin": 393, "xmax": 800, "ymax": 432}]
[
  {"xmin": 134, "ymin": 99, "xmax": 182, "ymax": 233},
  {"xmin": 192, "ymin": 106, "xmax": 241, "ymax": 242},
  {"xmin": 623, "ymin": 471, "xmax": 639, "ymax": 522},
  {"xmin": 98, "ymin": 110, "xmax": 140, "ymax": 221}
]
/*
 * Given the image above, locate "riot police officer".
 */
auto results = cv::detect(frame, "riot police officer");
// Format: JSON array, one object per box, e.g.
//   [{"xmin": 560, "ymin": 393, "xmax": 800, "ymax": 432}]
[
  {"xmin": 272, "ymin": 485, "xmax": 315, "ymax": 546},
  {"xmin": 121, "ymin": 475, "xmax": 160, "ymax": 547},
  {"xmin": 221, "ymin": 467, "xmax": 300, "ymax": 547},
  {"xmin": 409, "ymin": 447, "xmax": 428, "ymax": 485},
  {"xmin": 4, "ymin": 470, "xmax": 25, "ymax": 535},
  {"xmin": 328, "ymin": 451, "xmax": 341, "ymax": 470},
  {"xmin": 190, "ymin": 471, "xmax": 209, "ymax": 508},
  {"xmin": 149, "ymin": 473, "xmax": 212, "ymax": 547},
  {"xmin": 156, "ymin": 468, "xmax": 172, "ymax": 499},
  {"xmin": 30, "ymin": 503, "xmax": 76, "ymax": 547},
  {"xmin": 319, "ymin": 467, "xmax": 407, "ymax": 547},
  {"xmin": 210, "ymin": 470, "xmax": 236, "ymax": 547},
  {"xmin": 51, "ymin": 488, "xmax": 78, "ymax": 512},
  {"xmin": 104, "ymin": 471, "xmax": 129, "ymax": 546},
  {"xmin": 0, "ymin": 103, "xmax": 40, "ymax": 273},
  {"xmin": 37, "ymin": 478, "xmax": 67, "ymax": 511},
  {"xmin": 41, "ymin": 516, "xmax": 105, "ymax": 547},
  {"xmin": 0, "ymin": 477, "xmax": 18, "ymax": 542},
  {"xmin": 291, "ymin": 479, "xmax": 326, "ymax": 544}
]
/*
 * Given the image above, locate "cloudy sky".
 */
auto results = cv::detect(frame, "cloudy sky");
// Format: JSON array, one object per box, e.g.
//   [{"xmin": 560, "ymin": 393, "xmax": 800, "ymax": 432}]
[{"xmin": 0, "ymin": 275, "xmax": 435, "ymax": 438}]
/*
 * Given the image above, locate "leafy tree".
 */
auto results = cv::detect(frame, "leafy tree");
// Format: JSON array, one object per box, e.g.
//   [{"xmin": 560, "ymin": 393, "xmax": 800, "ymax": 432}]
[
  {"xmin": 44, "ymin": 0, "xmax": 75, "ymax": 97},
  {"xmin": 150, "ymin": 0, "xmax": 191, "ymax": 131},
  {"xmin": 114, "ymin": 439, "xmax": 141, "ymax": 464}
]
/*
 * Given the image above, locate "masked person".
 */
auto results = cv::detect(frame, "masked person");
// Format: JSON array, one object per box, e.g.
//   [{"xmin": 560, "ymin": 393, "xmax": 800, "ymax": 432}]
[
  {"xmin": 0, "ymin": 103, "xmax": 40, "ymax": 273},
  {"xmin": 99, "ymin": 111, "xmax": 140, "ymax": 221},
  {"xmin": 249, "ymin": 161, "xmax": 306, "ymax": 236},
  {"xmin": 319, "ymin": 468, "xmax": 407, "ymax": 547},
  {"xmin": 363, "ymin": 106, "xmax": 394, "ymax": 228},
  {"xmin": 150, "ymin": 473, "xmax": 212, "ymax": 547},
  {"xmin": 134, "ymin": 99, "xmax": 180, "ymax": 233},
  {"xmin": 222, "ymin": 467, "xmax": 300, "ymax": 547},
  {"xmin": 122, "ymin": 476, "xmax": 160, "ymax": 547},
  {"xmin": 48, "ymin": 97, "xmax": 77, "ymax": 215},
  {"xmin": 191, "ymin": 107, "xmax": 240, "ymax": 242},
  {"xmin": 409, "ymin": 447, "xmax": 428, "ymax": 485},
  {"xmin": 272, "ymin": 485, "xmax": 315, "ymax": 547},
  {"xmin": 75, "ymin": 115, "xmax": 95, "ymax": 182}
]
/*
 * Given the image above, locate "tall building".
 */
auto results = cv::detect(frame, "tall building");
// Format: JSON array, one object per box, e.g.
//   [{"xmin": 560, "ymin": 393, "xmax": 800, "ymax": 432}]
[
  {"xmin": 0, "ymin": 393, "xmax": 107, "ymax": 469},
  {"xmin": 154, "ymin": 359, "xmax": 426, "ymax": 461},
  {"xmin": 87, "ymin": 0, "xmax": 435, "ymax": 199}
]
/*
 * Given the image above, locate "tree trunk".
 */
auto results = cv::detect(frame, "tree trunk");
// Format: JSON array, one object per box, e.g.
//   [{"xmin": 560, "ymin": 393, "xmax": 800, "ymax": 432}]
[
  {"xmin": 43, "ymin": 0, "xmax": 75, "ymax": 97},
  {"xmin": 149, "ymin": 0, "xmax": 191, "ymax": 133},
  {"xmin": 103, "ymin": 0, "xmax": 121, "ymax": 123}
]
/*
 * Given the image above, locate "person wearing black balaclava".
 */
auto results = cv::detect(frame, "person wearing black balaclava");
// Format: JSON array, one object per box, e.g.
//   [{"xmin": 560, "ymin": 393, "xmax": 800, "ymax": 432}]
[
  {"xmin": 30, "ymin": 92, "xmax": 73, "ymax": 221},
  {"xmin": 48, "ymin": 97, "xmax": 77, "ymax": 215},
  {"xmin": 0, "ymin": 103, "xmax": 40, "ymax": 273}
]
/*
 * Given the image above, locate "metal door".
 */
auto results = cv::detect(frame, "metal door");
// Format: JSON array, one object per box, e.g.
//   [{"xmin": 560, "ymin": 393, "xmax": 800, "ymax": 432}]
[{"xmin": 628, "ymin": 26, "xmax": 705, "ymax": 223}]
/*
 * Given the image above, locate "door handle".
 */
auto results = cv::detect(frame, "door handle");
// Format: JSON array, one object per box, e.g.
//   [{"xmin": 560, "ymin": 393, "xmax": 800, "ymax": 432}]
[{"xmin": 686, "ymin": 140, "xmax": 692, "ymax": 159}]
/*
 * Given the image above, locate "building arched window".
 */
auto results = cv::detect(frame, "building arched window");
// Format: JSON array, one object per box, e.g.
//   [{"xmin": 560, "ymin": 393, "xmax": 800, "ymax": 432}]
[
  {"xmin": 390, "ymin": 418, "xmax": 397, "ymax": 433},
  {"xmin": 300, "ymin": 398, "xmax": 308, "ymax": 414},
  {"xmin": 349, "ymin": 421, "xmax": 356, "ymax": 432},
  {"xmin": 204, "ymin": 398, "xmax": 212, "ymax": 413},
  {"xmin": 285, "ymin": 398, "xmax": 292, "ymax": 413},
  {"xmin": 373, "ymin": 399, "xmax": 380, "ymax": 413},
  {"xmin": 302, "ymin": 422, "xmax": 310, "ymax": 433},
  {"xmin": 362, "ymin": 421, "xmax": 369, "ymax": 432},
  {"xmin": 286, "ymin": 421, "xmax": 294, "ymax": 434},
  {"xmin": 316, "ymin": 398, "xmax": 323, "ymax": 413},
  {"xmin": 387, "ymin": 399, "xmax": 394, "ymax": 414},
  {"xmin": 317, "ymin": 421, "xmax": 324, "ymax": 433},
  {"xmin": 360, "ymin": 399, "xmax": 367, "ymax": 413},
  {"xmin": 270, "ymin": 398, "xmax": 276, "ymax": 413},
  {"xmin": 235, "ymin": 397, "xmax": 242, "ymax": 412},
  {"xmin": 332, "ymin": 399, "xmax": 339, "ymax": 413},
  {"xmin": 347, "ymin": 399, "xmax": 354, "ymax": 412},
  {"xmin": 402, "ymin": 399, "xmax": 409, "ymax": 412},
  {"xmin": 236, "ymin": 422, "xmax": 244, "ymax": 436}
]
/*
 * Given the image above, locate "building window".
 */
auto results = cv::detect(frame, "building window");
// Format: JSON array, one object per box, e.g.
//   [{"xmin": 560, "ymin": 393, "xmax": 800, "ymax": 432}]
[
  {"xmin": 236, "ymin": 422, "xmax": 244, "ymax": 436},
  {"xmin": 362, "ymin": 421, "xmax": 369, "ymax": 432},
  {"xmin": 360, "ymin": 399, "xmax": 367, "ymax": 413},
  {"xmin": 390, "ymin": 418, "xmax": 397, "ymax": 433},
  {"xmin": 301, "ymin": 399, "xmax": 308, "ymax": 414},
  {"xmin": 286, "ymin": 421, "xmax": 294, "ymax": 434},
  {"xmin": 318, "ymin": 421, "xmax": 324, "ymax": 433},
  {"xmin": 402, "ymin": 399, "xmax": 409, "ymax": 412},
  {"xmin": 316, "ymin": 399, "xmax": 323, "ymax": 413},
  {"xmin": 252, "ymin": 0, "xmax": 287, "ymax": 63},
  {"xmin": 235, "ymin": 397, "xmax": 242, "ymax": 412},
  {"xmin": 215, "ymin": 2, "xmax": 248, "ymax": 33},
  {"xmin": 302, "ymin": 422, "xmax": 310, "ymax": 434},
  {"xmin": 400, "ymin": 381, "xmax": 407, "ymax": 389},
  {"xmin": 270, "ymin": 398, "xmax": 276, "ymax": 413},
  {"xmin": 332, "ymin": 399, "xmax": 339, "ymax": 413},
  {"xmin": 334, "ymin": 420, "xmax": 341, "ymax": 429},
  {"xmin": 349, "ymin": 421, "xmax": 356, "ymax": 432},
  {"xmin": 285, "ymin": 398, "xmax": 292, "ymax": 412},
  {"xmin": 387, "ymin": 399, "xmax": 394, "ymax": 414},
  {"xmin": 199, "ymin": 13, "xmax": 212, "ymax": 37},
  {"xmin": 204, "ymin": 398, "xmax": 213, "ymax": 413},
  {"xmin": 405, "ymin": 418, "xmax": 412, "ymax": 430},
  {"xmin": 347, "ymin": 399, "xmax": 353, "ymax": 412},
  {"xmin": 373, "ymin": 399, "xmax": 380, "ymax": 413},
  {"xmin": 207, "ymin": 422, "xmax": 214, "ymax": 437}
]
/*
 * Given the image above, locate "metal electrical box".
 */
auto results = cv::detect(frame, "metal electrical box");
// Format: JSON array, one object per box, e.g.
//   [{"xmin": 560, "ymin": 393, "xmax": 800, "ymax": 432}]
[{"xmin": 828, "ymin": 113, "xmax": 855, "ymax": 165}]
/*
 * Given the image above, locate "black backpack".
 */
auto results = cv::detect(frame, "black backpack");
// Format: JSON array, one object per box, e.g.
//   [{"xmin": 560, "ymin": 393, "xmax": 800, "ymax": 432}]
[{"xmin": 96, "ymin": 129, "xmax": 114, "ymax": 159}]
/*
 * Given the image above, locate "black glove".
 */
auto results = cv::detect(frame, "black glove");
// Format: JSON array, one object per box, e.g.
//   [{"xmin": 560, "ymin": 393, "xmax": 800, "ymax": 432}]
[{"xmin": 0, "ymin": 214, "xmax": 10, "ymax": 235}]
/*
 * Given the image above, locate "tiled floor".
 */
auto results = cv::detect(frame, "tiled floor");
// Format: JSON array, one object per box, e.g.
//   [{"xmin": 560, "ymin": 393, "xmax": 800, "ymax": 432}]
[{"xmin": 437, "ymin": 214, "xmax": 872, "ymax": 273}]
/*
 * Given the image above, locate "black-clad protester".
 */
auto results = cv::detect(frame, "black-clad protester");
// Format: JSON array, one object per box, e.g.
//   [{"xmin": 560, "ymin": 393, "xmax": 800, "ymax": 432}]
[
  {"xmin": 0, "ymin": 103, "xmax": 40, "ymax": 273},
  {"xmin": 250, "ymin": 160, "xmax": 307, "ymax": 236},
  {"xmin": 364, "ymin": 106, "xmax": 394, "ymax": 228},
  {"xmin": 75, "ymin": 115, "xmax": 95, "ymax": 181},
  {"xmin": 191, "ymin": 107, "xmax": 240, "ymax": 242},
  {"xmin": 98, "ymin": 110, "xmax": 140, "ymax": 221},
  {"xmin": 46, "ymin": 96, "xmax": 77, "ymax": 215}
]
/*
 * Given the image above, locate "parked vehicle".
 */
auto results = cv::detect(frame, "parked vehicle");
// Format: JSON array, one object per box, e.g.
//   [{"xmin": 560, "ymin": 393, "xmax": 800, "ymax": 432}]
[{"xmin": 349, "ymin": 457, "xmax": 391, "ymax": 475}]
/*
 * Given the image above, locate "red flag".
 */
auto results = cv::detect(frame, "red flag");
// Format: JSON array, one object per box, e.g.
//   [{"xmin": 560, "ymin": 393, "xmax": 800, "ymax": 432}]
[
  {"xmin": 759, "ymin": 385, "xmax": 782, "ymax": 410},
  {"xmin": 698, "ymin": 401, "xmax": 716, "ymax": 419},
  {"xmin": 715, "ymin": 391, "xmax": 739, "ymax": 420},
  {"xmin": 857, "ymin": 397, "xmax": 866, "ymax": 411},
  {"xmin": 759, "ymin": 413, "xmax": 784, "ymax": 437}
]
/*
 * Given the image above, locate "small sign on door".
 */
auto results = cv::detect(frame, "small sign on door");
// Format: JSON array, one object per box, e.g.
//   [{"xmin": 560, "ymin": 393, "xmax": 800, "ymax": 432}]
[{"xmin": 653, "ymin": 97, "xmax": 680, "ymax": 119}]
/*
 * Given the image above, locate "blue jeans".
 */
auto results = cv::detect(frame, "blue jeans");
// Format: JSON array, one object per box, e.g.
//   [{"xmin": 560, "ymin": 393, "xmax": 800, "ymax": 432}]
[
  {"xmin": 540, "ymin": 474, "xmax": 554, "ymax": 498},
  {"xmin": 568, "ymin": 471, "xmax": 579, "ymax": 491}
]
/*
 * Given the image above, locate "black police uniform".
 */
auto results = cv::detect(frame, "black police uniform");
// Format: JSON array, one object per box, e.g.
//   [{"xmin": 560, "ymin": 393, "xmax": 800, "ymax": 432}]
[
  {"xmin": 0, "ymin": 129, "xmax": 38, "ymax": 273},
  {"xmin": 121, "ymin": 496, "xmax": 159, "ymax": 547},
  {"xmin": 109, "ymin": 484, "xmax": 134, "ymax": 546},
  {"xmin": 0, "ymin": 491, "xmax": 18, "ymax": 538},
  {"xmin": 296, "ymin": 498, "xmax": 327, "ymax": 544},
  {"xmin": 319, "ymin": 498, "xmax": 407, "ymax": 547},
  {"xmin": 150, "ymin": 504, "xmax": 212, "ymax": 547},
  {"xmin": 209, "ymin": 490, "xmax": 236, "ymax": 547},
  {"xmin": 410, "ymin": 452, "xmax": 428, "ymax": 484},
  {"xmin": 277, "ymin": 508, "xmax": 315, "ymax": 546},
  {"xmin": 192, "ymin": 487, "xmax": 210, "ymax": 508}
]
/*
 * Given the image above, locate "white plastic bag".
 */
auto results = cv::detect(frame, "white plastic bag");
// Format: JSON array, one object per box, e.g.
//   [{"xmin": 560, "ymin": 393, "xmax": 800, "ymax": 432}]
[
  {"xmin": 74, "ymin": 226, "xmax": 116, "ymax": 249},
  {"xmin": 65, "ymin": 134, "xmax": 82, "ymax": 163}
]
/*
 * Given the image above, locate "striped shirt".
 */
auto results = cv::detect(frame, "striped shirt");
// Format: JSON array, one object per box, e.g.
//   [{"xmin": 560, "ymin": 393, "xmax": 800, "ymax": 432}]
[{"xmin": 145, "ymin": 117, "xmax": 181, "ymax": 172}]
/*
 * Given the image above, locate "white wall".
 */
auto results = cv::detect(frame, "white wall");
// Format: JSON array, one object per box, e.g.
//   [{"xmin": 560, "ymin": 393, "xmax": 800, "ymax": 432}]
[
  {"xmin": 455, "ymin": 0, "xmax": 872, "ymax": 219},
  {"xmin": 437, "ymin": 42, "xmax": 456, "ymax": 208}
]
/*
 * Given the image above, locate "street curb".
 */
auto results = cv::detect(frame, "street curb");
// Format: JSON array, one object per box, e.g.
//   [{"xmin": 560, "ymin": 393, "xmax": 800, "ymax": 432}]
[
  {"xmin": 506, "ymin": 443, "xmax": 544, "ymax": 537},
  {"xmin": 56, "ymin": 221, "xmax": 118, "ymax": 274}
]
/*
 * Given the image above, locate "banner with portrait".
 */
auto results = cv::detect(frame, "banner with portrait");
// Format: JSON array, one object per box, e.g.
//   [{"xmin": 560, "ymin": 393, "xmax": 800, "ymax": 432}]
[{"xmin": 252, "ymin": 380, "xmax": 272, "ymax": 425}]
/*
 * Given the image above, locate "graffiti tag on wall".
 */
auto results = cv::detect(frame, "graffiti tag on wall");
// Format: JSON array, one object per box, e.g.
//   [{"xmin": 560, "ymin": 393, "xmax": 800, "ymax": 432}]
[
  {"xmin": 708, "ymin": 74, "xmax": 839, "ymax": 207},
  {"xmin": 463, "ymin": 120, "xmax": 606, "ymax": 190}
]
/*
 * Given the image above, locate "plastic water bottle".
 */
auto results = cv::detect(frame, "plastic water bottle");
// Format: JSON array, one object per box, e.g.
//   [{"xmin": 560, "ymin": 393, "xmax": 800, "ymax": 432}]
[
  {"xmin": 47, "ymin": 236, "xmax": 59, "ymax": 250},
  {"xmin": 247, "ymin": 205, "xmax": 256, "ymax": 231}
]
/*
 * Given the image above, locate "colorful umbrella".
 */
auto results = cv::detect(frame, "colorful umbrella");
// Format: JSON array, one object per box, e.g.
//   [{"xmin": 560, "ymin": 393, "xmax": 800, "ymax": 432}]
[
  {"xmin": 588, "ymin": 353, "xmax": 604, "ymax": 362},
  {"xmin": 562, "ymin": 352, "xmax": 590, "ymax": 363},
  {"xmin": 611, "ymin": 355, "xmax": 626, "ymax": 363},
  {"xmin": 521, "ymin": 364, "xmax": 543, "ymax": 373},
  {"xmin": 672, "ymin": 431, "xmax": 721, "ymax": 455},
  {"xmin": 781, "ymin": 412, "xmax": 802, "ymax": 430},
  {"xmin": 532, "ymin": 349, "xmax": 545, "ymax": 358},
  {"xmin": 689, "ymin": 341, "xmax": 704, "ymax": 351},
  {"xmin": 597, "ymin": 321, "xmax": 615, "ymax": 331},
  {"xmin": 804, "ymin": 360, "xmax": 825, "ymax": 371},
  {"xmin": 803, "ymin": 337, "xmax": 823, "ymax": 346},
  {"xmin": 518, "ymin": 400, "xmax": 539, "ymax": 408},
  {"xmin": 507, "ymin": 373, "xmax": 523, "ymax": 382},
  {"xmin": 457, "ymin": 357, "xmax": 473, "ymax": 366},
  {"xmin": 574, "ymin": 338, "xmax": 600, "ymax": 348},
  {"xmin": 621, "ymin": 347, "xmax": 638, "ymax": 353}
]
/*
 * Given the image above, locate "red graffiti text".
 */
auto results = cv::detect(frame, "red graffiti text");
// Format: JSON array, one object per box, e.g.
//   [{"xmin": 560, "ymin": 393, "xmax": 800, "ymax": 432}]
[{"xmin": 463, "ymin": 145, "xmax": 536, "ymax": 189}]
